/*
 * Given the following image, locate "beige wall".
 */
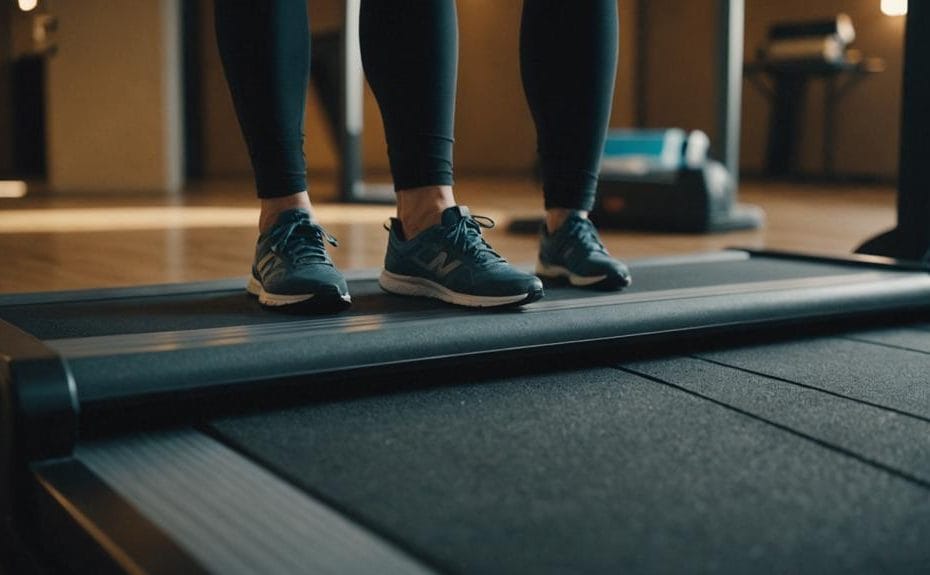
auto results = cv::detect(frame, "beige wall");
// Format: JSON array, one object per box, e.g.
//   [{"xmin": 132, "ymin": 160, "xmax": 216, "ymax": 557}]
[
  {"xmin": 640, "ymin": 0, "xmax": 718, "ymax": 138},
  {"xmin": 642, "ymin": 0, "xmax": 905, "ymax": 179},
  {"xmin": 201, "ymin": 0, "xmax": 639, "ymax": 183},
  {"xmin": 45, "ymin": 0, "xmax": 184, "ymax": 192}
]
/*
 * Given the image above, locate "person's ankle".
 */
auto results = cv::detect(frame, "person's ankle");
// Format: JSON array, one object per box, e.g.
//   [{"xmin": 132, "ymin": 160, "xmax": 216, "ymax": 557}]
[
  {"xmin": 545, "ymin": 208, "xmax": 588, "ymax": 234},
  {"xmin": 259, "ymin": 192, "xmax": 313, "ymax": 234},
  {"xmin": 396, "ymin": 185, "xmax": 456, "ymax": 240}
]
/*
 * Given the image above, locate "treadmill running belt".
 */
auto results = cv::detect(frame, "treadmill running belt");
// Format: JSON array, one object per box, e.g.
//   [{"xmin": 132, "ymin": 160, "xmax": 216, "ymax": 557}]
[
  {"xmin": 209, "ymin": 367, "xmax": 930, "ymax": 574},
  {"xmin": 0, "ymin": 255, "xmax": 880, "ymax": 340}
]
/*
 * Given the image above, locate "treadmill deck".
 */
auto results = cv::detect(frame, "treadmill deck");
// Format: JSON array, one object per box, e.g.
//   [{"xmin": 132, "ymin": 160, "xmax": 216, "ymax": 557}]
[
  {"xmin": 3, "ymin": 250, "xmax": 930, "ymax": 574},
  {"xmin": 2, "ymin": 250, "xmax": 929, "ymax": 410}
]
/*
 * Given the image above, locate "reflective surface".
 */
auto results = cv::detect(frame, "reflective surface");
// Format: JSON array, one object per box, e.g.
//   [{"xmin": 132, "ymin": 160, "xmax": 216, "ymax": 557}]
[{"xmin": 0, "ymin": 177, "xmax": 896, "ymax": 293}]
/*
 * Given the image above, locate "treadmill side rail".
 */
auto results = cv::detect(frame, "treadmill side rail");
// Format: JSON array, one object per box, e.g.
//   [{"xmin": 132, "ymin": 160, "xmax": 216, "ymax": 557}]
[
  {"xmin": 0, "ymin": 319, "xmax": 79, "ymax": 518},
  {"xmin": 742, "ymin": 248, "xmax": 930, "ymax": 272},
  {"xmin": 4, "ymin": 251, "xmax": 930, "ymax": 444},
  {"xmin": 30, "ymin": 458, "xmax": 211, "ymax": 575},
  {"xmin": 29, "ymin": 430, "xmax": 435, "ymax": 575},
  {"xmin": 57, "ymin": 259, "xmax": 930, "ymax": 414}
]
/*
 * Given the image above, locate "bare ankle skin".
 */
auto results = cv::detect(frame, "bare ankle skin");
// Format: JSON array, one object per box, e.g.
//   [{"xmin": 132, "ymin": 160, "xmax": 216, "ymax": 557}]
[
  {"xmin": 259, "ymin": 191, "xmax": 313, "ymax": 234},
  {"xmin": 545, "ymin": 208, "xmax": 589, "ymax": 234},
  {"xmin": 396, "ymin": 185, "xmax": 456, "ymax": 239}
]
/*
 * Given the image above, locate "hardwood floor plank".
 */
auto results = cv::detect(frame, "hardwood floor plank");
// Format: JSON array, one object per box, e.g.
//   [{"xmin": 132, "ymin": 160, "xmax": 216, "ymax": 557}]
[{"xmin": 0, "ymin": 177, "xmax": 896, "ymax": 293}]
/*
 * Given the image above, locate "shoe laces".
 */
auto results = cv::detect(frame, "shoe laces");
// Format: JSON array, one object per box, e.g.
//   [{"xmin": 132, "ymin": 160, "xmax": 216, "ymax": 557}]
[
  {"xmin": 565, "ymin": 217, "xmax": 609, "ymax": 255},
  {"xmin": 270, "ymin": 219, "xmax": 338, "ymax": 266},
  {"xmin": 446, "ymin": 214, "xmax": 506, "ymax": 265}
]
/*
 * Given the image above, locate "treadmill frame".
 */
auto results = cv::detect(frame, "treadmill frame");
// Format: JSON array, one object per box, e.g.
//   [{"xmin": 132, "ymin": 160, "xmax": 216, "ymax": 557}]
[{"xmin": 3, "ymin": 250, "xmax": 930, "ymax": 573}]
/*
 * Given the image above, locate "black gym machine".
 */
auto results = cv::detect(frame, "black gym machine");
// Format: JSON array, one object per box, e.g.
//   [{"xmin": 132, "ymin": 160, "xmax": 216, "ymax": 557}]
[{"xmin": 856, "ymin": 0, "xmax": 930, "ymax": 263}]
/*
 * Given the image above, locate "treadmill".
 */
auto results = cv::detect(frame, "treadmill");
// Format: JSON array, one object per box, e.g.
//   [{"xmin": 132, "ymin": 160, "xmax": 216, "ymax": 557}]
[{"xmin": 3, "ymin": 2, "xmax": 930, "ymax": 574}]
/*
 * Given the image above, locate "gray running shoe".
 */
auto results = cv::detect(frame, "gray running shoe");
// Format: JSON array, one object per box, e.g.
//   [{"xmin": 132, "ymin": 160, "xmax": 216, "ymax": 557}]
[
  {"xmin": 380, "ymin": 206, "xmax": 544, "ymax": 308},
  {"xmin": 537, "ymin": 213, "xmax": 631, "ymax": 290},
  {"xmin": 247, "ymin": 209, "xmax": 351, "ymax": 311}
]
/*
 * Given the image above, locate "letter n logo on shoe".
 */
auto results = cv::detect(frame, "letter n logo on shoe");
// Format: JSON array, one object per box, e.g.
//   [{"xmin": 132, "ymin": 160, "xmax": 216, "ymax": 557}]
[{"xmin": 426, "ymin": 251, "xmax": 462, "ymax": 278}]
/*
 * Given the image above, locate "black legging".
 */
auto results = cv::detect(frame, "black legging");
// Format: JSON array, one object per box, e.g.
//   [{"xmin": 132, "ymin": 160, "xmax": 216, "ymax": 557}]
[{"xmin": 215, "ymin": 0, "xmax": 618, "ymax": 211}]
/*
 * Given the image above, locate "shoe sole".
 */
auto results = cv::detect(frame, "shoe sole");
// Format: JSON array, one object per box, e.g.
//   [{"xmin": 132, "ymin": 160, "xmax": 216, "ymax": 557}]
[
  {"xmin": 379, "ymin": 270, "xmax": 543, "ymax": 308},
  {"xmin": 247, "ymin": 276, "xmax": 351, "ymax": 311},
  {"xmin": 535, "ymin": 261, "xmax": 631, "ymax": 290}
]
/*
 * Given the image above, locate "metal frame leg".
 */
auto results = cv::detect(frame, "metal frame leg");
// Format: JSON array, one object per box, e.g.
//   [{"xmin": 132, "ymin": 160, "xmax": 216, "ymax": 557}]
[
  {"xmin": 857, "ymin": 3, "xmax": 930, "ymax": 262},
  {"xmin": 338, "ymin": 0, "xmax": 393, "ymax": 204}
]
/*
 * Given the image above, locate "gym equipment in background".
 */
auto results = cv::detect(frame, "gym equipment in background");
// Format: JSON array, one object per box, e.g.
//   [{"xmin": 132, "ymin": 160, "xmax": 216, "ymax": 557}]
[
  {"xmin": 744, "ymin": 13, "xmax": 886, "ymax": 179},
  {"xmin": 590, "ymin": 129, "xmax": 764, "ymax": 233},
  {"xmin": 763, "ymin": 13, "xmax": 856, "ymax": 64}
]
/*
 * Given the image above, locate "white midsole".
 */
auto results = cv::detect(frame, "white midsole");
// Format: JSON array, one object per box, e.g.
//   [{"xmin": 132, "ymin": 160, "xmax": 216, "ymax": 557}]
[
  {"xmin": 379, "ymin": 270, "xmax": 532, "ymax": 307},
  {"xmin": 246, "ymin": 276, "xmax": 351, "ymax": 307},
  {"xmin": 534, "ymin": 261, "xmax": 608, "ymax": 287}
]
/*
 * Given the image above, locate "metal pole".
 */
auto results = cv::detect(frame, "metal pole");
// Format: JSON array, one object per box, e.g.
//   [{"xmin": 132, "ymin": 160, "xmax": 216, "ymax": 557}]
[
  {"xmin": 715, "ymin": 0, "xmax": 744, "ymax": 189},
  {"xmin": 339, "ymin": 0, "xmax": 394, "ymax": 203},
  {"xmin": 340, "ymin": 0, "xmax": 364, "ymax": 201}
]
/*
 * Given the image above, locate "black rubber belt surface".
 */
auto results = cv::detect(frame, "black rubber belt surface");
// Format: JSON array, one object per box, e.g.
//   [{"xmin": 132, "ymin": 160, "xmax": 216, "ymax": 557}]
[
  {"xmin": 209, "ymin": 365, "xmax": 930, "ymax": 575},
  {"xmin": 691, "ymin": 328, "xmax": 930, "ymax": 420},
  {"xmin": 0, "ymin": 256, "xmax": 867, "ymax": 339},
  {"xmin": 621, "ymin": 323, "xmax": 930, "ymax": 486}
]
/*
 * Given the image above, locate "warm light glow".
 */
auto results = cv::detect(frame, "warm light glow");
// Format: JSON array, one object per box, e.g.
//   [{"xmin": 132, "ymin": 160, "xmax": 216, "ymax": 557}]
[
  {"xmin": 17, "ymin": 0, "xmax": 38, "ymax": 12},
  {"xmin": 0, "ymin": 205, "xmax": 409, "ymax": 233},
  {"xmin": 881, "ymin": 0, "xmax": 908, "ymax": 16},
  {"xmin": 0, "ymin": 181, "xmax": 27, "ymax": 198}
]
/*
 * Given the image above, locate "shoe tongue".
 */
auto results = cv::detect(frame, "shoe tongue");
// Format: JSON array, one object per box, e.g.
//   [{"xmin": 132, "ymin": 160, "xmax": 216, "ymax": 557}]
[{"xmin": 441, "ymin": 205, "xmax": 471, "ymax": 227}]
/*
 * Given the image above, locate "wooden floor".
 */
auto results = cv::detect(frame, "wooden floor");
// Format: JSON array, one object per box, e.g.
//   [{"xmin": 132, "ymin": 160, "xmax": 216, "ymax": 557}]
[{"xmin": 0, "ymin": 176, "xmax": 897, "ymax": 294}]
